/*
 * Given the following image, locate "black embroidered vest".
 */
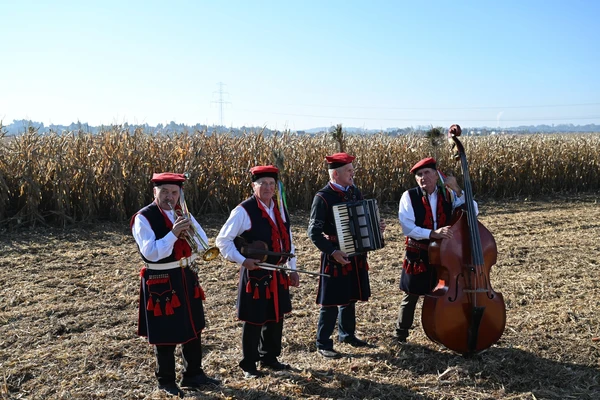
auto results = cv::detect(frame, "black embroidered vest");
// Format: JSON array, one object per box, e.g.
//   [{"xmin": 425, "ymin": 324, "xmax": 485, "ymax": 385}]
[
  {"xmin": 134, "ymin": 203, "xmax": 178, "ymax": 264},
  {"xmin": 408, "ymin": 186, "xmax": 453, "ymax": 244},
  {"xmin": 240, "ymin": 196, "xmax": 291, "ymax": 265}
]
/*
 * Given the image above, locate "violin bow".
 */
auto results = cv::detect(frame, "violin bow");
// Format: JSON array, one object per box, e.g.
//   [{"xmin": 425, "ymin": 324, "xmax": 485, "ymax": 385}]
[{"xmin": 256, "ymin": 262, "xmax": 330, "ymax": 278}]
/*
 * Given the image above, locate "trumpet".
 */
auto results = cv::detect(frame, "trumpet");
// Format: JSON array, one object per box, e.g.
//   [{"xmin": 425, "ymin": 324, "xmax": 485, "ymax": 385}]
[{"xmin": 169, "ymin": 194, "xmax": 220, "ymax": 261}]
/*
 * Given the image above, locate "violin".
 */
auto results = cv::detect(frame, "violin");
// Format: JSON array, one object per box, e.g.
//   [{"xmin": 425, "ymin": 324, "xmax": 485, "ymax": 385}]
[
  {"xmin": 234, "ymin": 236, "xmax": 328, "ymax": 277},
  {"xmin": 421, "ymin": 124, "xmax": 506, "ymax": 356},
  {"xmin": 233, "ymin": 236, "xmax": 295, "ymax": 263}
]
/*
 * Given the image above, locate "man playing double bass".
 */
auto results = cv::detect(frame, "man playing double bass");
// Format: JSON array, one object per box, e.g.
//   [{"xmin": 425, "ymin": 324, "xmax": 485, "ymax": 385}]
[{"xmin": 395, "ymin": 124, "xmax": 479, "ymax": 343}]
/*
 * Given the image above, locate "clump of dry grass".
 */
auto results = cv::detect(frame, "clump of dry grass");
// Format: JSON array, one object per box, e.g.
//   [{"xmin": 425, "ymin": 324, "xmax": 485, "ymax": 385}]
[{"xmin": 0, "ymin": 127, "xmax": 599, "ymax": 229}]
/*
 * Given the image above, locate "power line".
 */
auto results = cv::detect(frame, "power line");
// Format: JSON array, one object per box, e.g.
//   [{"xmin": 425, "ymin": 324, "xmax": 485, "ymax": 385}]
[
  {"xmin": 238, "ymin": 109, "xmax": 600, "ymax": 123},
  {"xmin": 239, "ymin": 101, "xmax": 600, "ymax": 111}
]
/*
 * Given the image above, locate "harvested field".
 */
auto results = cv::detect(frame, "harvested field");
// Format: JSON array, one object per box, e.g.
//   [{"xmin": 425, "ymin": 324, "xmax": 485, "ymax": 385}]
[{"xmin": 1, "ymin": 195, "xmax": 599, "ymax": 399}]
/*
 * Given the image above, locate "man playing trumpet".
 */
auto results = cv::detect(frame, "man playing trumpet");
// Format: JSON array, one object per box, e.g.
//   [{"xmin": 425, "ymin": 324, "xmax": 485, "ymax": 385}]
[
  {"xmin": 131, "ymin": 172, "xmax": 220, "ymax": 397},
  {"xmin": 216, "ymin": 165, "xmax": 300, "ymax": 379}
]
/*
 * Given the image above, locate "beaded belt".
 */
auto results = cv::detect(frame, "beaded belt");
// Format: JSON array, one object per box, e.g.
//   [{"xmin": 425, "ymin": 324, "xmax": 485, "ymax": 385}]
[{"xmin": 406, "ymin": 238, "xmax": 429, "ymax": 251}]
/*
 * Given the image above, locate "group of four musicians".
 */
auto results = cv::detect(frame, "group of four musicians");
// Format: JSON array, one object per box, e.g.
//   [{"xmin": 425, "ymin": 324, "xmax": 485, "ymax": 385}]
[{"xmin": 131, "ymin": 124, "xmax": 474, "ymax": 397}]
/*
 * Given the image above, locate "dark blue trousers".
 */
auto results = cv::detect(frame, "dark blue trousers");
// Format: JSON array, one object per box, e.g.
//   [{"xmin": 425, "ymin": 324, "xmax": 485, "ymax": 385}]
[{"xmin": 316, "ymin": 301, "xmax": 356, "ymax": 350}]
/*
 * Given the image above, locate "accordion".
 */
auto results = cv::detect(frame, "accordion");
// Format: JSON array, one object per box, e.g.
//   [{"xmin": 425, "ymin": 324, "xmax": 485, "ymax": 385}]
[{"xmin": 332, "ymin": 199, "xmax": 384, "ymax": 256}]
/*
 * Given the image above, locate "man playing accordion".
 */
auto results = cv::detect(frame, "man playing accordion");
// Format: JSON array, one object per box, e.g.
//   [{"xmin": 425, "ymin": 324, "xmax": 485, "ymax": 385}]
[{"xmin": 308, "ymin": 152, "xmax": 385, "ymax": 358}]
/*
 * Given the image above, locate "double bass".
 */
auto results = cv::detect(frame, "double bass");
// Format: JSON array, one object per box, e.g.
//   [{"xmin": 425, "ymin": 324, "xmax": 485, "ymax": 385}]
[{"xmin": 421, "ymin": 124, "xmax": 506, "ymax": 356}]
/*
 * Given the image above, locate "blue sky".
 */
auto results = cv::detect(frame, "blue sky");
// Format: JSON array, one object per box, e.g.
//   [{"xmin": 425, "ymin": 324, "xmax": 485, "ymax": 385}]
[{"xmin": 2, "ymin": 0, "xmax": 599, "ymax": 130}]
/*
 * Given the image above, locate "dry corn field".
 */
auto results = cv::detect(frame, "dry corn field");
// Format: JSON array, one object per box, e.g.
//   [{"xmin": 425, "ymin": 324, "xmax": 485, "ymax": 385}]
[
  {"xmin": 0, "ymin": 128, "xmax": 599, "ymax": 399},
  {"xmin": 0, "ymin": 127, "xmax": 599, "ymax": 228}
]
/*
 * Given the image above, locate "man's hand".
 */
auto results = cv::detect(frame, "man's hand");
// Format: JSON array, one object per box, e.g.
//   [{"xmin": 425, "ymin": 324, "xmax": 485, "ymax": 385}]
[
  {"xmin": 172, "ymin": 216, "xmax": 191, "ymax": 238},
  {"xmin": 242, "ymin": 258, "xmax": 262, "ymax": 271},
  {"xmin": 430, "ymin": 226, "xmax": 454, "ymax": 240},
  {"xmin": 288, "ymin": 271, "xmax": 300, "ymax": 287},
  {"xmin": 331, "ymin": 250, "xmax": 350, "ymax": 265},
  {"xmin": 442, "ymin": 175, "xmax": 462, "ymax": 195}
]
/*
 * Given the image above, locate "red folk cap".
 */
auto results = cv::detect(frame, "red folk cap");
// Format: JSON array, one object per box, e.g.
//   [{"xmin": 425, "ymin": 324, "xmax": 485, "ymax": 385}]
[
  {"xmin": 410, "ymin": 157, "xmax": 437, "ymax": 174},
  {"xmin": 151, "ymin": 172, "xmax": 186, "ymax": 186},
  {"xmin": 325, "ymin": 152, "xmax": 356, "ymax": 169},
  {"xmin": 250, "ymin": 165, "xmax": 279, "ymax": 182}
]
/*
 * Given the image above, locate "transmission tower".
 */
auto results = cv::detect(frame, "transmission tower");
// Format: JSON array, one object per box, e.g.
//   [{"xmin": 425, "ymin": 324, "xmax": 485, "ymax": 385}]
[{"xmin": 211, "ymin": 82, "xmax": 231, "ymax": 128}]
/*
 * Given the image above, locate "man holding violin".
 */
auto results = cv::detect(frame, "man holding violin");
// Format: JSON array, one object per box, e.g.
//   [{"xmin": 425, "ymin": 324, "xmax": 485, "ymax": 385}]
[
  {"xmin": 131, "ymin": 172, "xmax": 220, "ymax": 398},
  {"xmin": 216, "ymin": 165, "xmax": 300, "ymax": 379},
  {"xmin": 396, "ymin": 124, "xmax": 478, "ymax": 343}
]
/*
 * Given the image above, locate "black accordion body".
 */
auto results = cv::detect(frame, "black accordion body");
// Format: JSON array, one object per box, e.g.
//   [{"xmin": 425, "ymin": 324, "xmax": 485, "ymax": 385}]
[{"xmin": 332, "ymin": 199, "xmax": 384, "ymax": 256}]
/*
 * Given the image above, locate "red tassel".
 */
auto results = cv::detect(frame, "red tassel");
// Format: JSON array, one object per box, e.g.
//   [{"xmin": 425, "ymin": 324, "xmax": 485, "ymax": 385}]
[
  {"xmin": 165, "ymin": 299, "xmax": 174, "ymax": 315},
  {"xmin": 333, "ymin": 268, "xmax": 338, "ymax": 277},
  {"xmin": 153, "ymin": 300, "xmax": 162, "ymax": 317},
  {"xmin": 146, "ymin": 296, "xmax": 154, "ymax": 311},
  {"xmin": 140, "ymin": 267, "xmax": 147, "ymax": 277},
  {"xmin": 253, "ymin": 285, "xmax": 259, "ymax": 299},
  {"xmin": 409, "ymin": 262, "xmax": 416, "ymax": 274},
  {"xmin": 402, "ymin": 260, "xmax": 408, "ymax": 272},
  {"xmin": 171, "ymin": 292, "xmax": 181, "ymax": 308},
  {"xmin": 265, "ymin": 286, "xmax": 271, "ymax": 299},
  {"xmin": 277, "ymin": 273, "xmax": 287, "ymax": 289},
  {"xmin": 198, "ymin": 286, "xmax": 206, "ymax": 300},
  {"xmin": 342, "ymin": 266, "xmax": 348, "ymax": 275},
  {"xmin": 246, "ymin": 281, "xmax": 252, "ymax": 293}
]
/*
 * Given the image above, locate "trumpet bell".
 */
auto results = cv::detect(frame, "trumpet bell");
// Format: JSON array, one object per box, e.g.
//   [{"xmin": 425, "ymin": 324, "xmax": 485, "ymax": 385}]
[{"xmin": 202, "ymin": 247, "xmax": 221, "ymax": 261}]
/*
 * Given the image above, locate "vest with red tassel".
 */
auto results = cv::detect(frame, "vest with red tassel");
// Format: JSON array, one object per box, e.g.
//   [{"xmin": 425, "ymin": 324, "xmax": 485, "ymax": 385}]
[
  {"xmin": 235, "ymin": 196, "xmax": 293, "ymax": 325},
  {"xmin": 399, "ymin": 186, "xmax": 453, "ymax": 295},
  {"xmin": 134, "ymin": 203, "xmax": 207, "ymax": 345}
]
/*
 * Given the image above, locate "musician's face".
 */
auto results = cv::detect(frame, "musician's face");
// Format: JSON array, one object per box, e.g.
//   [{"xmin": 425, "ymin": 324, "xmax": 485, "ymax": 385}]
[
  {"xmin": 415, "ymin": 168, "xmax": 437, "ymax": 195},
  {"xmin": 154, "ymin": 184, "xmax": 181, "ymax": 210},
  {"xmin": 334, "ymin": 163, "xmax": 355, "ymax": 187},
  {"xmin": 253, "ymin": 177, "xmax": 276, "ymax": 205}
]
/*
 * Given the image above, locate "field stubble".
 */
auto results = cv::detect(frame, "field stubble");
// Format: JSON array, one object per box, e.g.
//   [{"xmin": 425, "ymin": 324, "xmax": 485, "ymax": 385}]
[{"xmin": 0, "ymin": 196, "xmax": 599, "ymax": 399}]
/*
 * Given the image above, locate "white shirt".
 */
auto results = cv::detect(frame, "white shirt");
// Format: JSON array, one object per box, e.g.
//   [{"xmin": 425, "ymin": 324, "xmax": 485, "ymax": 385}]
[
  {"xmin": 216, "ymin": 198, "xmax": 297, "ymax": 270},
  {"xmin": 398, "ymin": 187, "xmax": 479, "ymax": 241},
  {"xmin": 132, "ymin": 207, "xmax": 209, "ymax": 262}
]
